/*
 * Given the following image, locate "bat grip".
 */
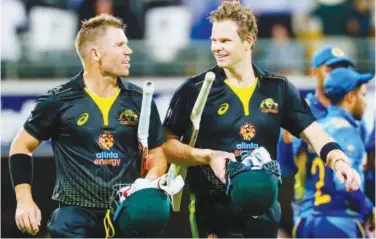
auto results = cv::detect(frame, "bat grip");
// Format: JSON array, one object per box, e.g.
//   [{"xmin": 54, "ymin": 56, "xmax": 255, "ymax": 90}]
[{"xmin": 139, "ymin": 143, "xmax": 148, "ymax": 176}]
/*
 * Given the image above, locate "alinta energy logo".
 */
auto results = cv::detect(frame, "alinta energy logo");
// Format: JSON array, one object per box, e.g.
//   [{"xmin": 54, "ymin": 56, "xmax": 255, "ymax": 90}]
[
  {"xmin": 234, "ymin": 122, "xmax": 259, "ymax": 156},
  {"xmin": 94, "ymin": 131, "xmax": 120, "ymax": 167}
]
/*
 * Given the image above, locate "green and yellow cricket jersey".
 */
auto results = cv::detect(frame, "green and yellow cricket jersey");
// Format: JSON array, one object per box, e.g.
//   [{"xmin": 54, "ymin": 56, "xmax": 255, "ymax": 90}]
[
  {"xmin": 24, "ymin": 72, "xmax": 165, "ymax": 208},
  {"xmin": 163, "ymin": 64, "xmax": 316, "ymax": 197}
]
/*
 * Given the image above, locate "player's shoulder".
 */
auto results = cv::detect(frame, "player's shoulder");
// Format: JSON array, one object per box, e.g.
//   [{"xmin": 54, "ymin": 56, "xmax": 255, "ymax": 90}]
[
  {"xmin": 254, "ymin": 64, "xmax": 288, "ymax": 83},
  {"xmin": 321, "ymin": 116, "xmax": 353, "ymax": 130},
  {"xmin": 171, "ymin": 66, "xmax": 218, "ymax": 97},
  {"xmin": 46, "ymin": 72, "xmax": 83, "ymax": 98},
  {"xmin": 322, "ymin": 117, "xmax": 361, "ymax": 143},
  {"xmin": 118, "ymin": 78, "xmax": 143, "ymax": 95},
  {"xmin": 181, "ymin": 66, "xmax": 218, "ymax": 91}
]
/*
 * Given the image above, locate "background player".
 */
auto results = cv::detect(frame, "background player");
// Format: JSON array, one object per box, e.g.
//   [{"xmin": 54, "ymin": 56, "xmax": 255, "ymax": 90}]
[{"xmin": 293, "ymin": 67, "xmax": 375, "ymax": 238}]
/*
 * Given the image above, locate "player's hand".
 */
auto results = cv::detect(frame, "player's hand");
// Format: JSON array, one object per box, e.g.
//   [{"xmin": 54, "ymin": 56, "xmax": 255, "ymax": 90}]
[
  {"xmin": 15, "ymin": 197, "xmax": 41, "ymax": 235},
  {"xmin": 208, "ymin": 150, "xmax": 236, "ymax": 183},
  {"xmin": 334, "ymin": 159, "xmax": 361, "ymax": 192}
]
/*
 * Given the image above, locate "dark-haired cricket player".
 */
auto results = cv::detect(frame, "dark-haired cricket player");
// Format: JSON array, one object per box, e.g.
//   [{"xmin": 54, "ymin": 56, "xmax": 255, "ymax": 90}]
[
  {"xmin": 163, "ymin": 2, "xmax": 361, "ymax": 238},
  {"xmin": 9, "ymin": 14, "xmax": 168, "ymax": 238}
]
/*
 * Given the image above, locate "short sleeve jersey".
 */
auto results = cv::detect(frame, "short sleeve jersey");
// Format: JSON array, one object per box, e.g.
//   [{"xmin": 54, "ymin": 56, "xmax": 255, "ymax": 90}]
[
  {"xmin": 163, "ymin": 65, "xmax": 315, "ymax": 196},
  {"xmin": 24, "ymin": 72, "xmax": 165, "ymax": 208}
]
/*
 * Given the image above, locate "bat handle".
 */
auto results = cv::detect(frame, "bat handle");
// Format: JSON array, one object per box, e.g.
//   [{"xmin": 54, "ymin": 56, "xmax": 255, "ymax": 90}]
[{"xmin": 139, "ymin": 143, "xmax": 149, "ymax": 176}]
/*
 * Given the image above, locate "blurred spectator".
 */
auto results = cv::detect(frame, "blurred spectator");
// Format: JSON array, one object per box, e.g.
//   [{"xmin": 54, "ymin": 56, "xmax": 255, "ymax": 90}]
[
  {"xmin": 95, "ymin": 0, "xmax": 113, "ymax": 15},
  {"xmin": 310, "ymin": 0, "xmax": 353, "ymax": 36},
  {"xmin": 242, "ymin": 0, "xmax": 294, "ymax": 38},
  {"xmin": 1, "ymin": 0, "xmax": 27, "ymax": 79},
  {"xmin": 347, "ymin": 0, "xmax": 372, "ymax": 37},
  {"xmin": 71, "ymin": 0, "xmax": 155, "ymax": 39},
  {"xmin": 260, "ymin": 24, "xmax": 304, "ymax": 74},
  {"xmin": 1, "ymin": 0, "xmax": 27, "ymax": 62},
  {"xmin": 182, "ymin": 0, "xmax": 221, "ymax": 39}
]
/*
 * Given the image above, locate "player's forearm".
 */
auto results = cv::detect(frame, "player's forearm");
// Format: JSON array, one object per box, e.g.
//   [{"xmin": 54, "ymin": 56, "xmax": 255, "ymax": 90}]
[
  {"xmin": 163, "ymin": 138, "xmax": 211, "ymax": 166},
  {"xmin": 14, "ymin": 184, "xmax": 33, "ymax": 202},
  {"xmin": 145, "ymin": 146, "xmax": 167, "ymax": 180},
  {"xmin": 300, "ymin": 122, "xmax": 333, "ymax": 155},
  {"xmin": 300, "ymin": 122, "xmax": 350, "ymax": 169}
]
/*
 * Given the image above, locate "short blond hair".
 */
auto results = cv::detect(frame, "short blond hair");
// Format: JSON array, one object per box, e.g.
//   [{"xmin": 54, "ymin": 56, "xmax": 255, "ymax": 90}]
[
  {"xmin": 75, "ymin": 14, "xmax": 125, "ymax": 60},
  {"xmin": 209, "ymin": 3, "xmax": 258, "ymax": 49}
]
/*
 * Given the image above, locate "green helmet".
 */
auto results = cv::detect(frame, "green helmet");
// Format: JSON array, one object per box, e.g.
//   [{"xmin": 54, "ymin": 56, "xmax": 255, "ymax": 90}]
[
  {"xmin": 226, "ymin": 149, "xmax": 281, "ymax": 216},
  {"xmin": 228, "ymin": 169, "xmax": 279, "ymax": 215},
  {"xmin": 113, "ymin": 188, "xmax": 171, "ymax": 237}
]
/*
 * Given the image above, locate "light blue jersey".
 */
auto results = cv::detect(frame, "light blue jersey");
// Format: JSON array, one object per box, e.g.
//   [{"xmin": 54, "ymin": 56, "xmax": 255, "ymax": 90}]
[{"xmin": 294, "ymin": 106, "xmax": 373, "ymax": 238}]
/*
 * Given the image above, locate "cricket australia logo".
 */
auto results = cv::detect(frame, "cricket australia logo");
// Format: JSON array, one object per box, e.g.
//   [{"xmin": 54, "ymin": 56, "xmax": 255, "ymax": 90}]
[
  {"xmin": 260, "ymin": 98, "xmax": 278, "ymax": 114},
  {"xmin": 118, "ymin": 109, "xmax": 138, "ymax": 126}
]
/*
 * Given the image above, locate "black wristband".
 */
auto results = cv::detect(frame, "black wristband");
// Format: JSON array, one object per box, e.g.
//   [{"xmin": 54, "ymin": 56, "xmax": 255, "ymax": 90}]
[
  {"xmin": 9, "ymin": 154, "xmax": 33, "ymax": 187},
  {"xmin": 320, "ymin": 142, "xmax": 343, "ymax": 163}
]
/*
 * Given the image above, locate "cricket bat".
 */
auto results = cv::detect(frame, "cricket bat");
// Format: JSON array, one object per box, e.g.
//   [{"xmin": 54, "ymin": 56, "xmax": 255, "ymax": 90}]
[
  {"xmin": 138, "ymin": 81, "xmax": 154, "ymax": 176},
  {"xmin": 168, "ymin": 71, "xmax": 216, "ymax": 211}
]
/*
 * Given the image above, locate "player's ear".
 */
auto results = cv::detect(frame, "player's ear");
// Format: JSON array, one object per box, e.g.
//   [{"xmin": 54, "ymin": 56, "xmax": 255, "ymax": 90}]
[
  {"xmin": 89, "ymin": 47, "xmax": 101, "ymax": 62},
  {"xmin": 244, "ymin": 36, "xmax": 253, "ymax": 51},
  {"xmin": 344, "ymin": 91, "xmax": 355, "ymax": 105}
]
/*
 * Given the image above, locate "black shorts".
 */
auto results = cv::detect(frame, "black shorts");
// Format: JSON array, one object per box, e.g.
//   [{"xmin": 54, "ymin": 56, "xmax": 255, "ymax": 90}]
[
  {"xmin": 189, "ymin": 194, "xmax": 281, "ymax": 238},
  {"xmin": 47, "ymin": 205, "xmax": 108, "ymax": 238}
]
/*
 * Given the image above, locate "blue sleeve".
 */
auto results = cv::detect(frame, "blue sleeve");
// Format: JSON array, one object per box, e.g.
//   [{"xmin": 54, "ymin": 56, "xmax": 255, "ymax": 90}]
[
  {"xmin": 360, "ymin": 119, "xmax": 369, "ymax": 144},
  {"xmin": 330, "ymin": 127, "xmax": 364, "ymax": 168},
  {"xmin": 366, "ymin": 126, "xmax": 375, "ymax": 152},
  {"xmin": 345, "ymin": 190, "xmax": 374, "ymax": 216},
  {"xmin": 330, "ymin": 127, "xmax": 372, "ymax": 215},
  {"xmin": 277, "ymin": 130, "xmax": 296, "ymax": 176}
]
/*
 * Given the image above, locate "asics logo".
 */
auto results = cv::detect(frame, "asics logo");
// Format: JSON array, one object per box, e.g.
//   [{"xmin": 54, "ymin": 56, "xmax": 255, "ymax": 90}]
[
  {"xmin": 77, "ymin": 113, "xmax": 89, "ymax": 126},
  {"xmin": 218, "ymin": 103, "xmax": 229, "ymax": 115}
]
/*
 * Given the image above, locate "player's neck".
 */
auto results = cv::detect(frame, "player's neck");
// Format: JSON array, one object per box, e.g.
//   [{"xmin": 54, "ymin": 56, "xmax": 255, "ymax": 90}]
[
  {"xmin": 315, "ymin": 85, "xmax": 331, "ymax": 107},
  {"xmin": 223, "ymin": 58, "xmax": 256, "ymax": 88},
  {"xmin": 83, "ymin": 70, "xmax": 119, "ymax": 97}
]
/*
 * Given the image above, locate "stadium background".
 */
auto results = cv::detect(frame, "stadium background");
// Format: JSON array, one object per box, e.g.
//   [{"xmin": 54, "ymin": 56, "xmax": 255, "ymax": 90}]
[{"xmin": 1, "ymin": 0, "xmax": 375, "ymax": 237}]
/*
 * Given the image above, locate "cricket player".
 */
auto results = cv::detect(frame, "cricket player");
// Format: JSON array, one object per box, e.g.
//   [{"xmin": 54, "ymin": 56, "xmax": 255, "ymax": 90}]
[
  {"xmin": 293, "ymin": 68, "xmax": 375, "ymax": 238},
  {"xmin": 277, "ymin": 46, "xmax": 357, "ymax": 232},
  {"xmin": 163, "ymin": 2, "xmax": 361, "ymax": 238},
  {"xmin": 9, "ymin": 14, "xmax": 169, "ymax": 238},
  {"xmin": 365, "ymin": 127, "xmax": 375, "ymax": 205}
]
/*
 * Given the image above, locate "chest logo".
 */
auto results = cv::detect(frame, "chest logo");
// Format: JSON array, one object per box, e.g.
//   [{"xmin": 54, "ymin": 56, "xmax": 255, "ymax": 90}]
[
  {"xmin": 260, "ymin": 98, "xmax": 278, "ymax": 114},
  {"xmin": 77, "ymin": 113, "xmax": 89, "ymax": 126},
  {"xmin": 97, "ymin": 131, "xmax": 115, "ymax": 150},
  {"xmin": 218, "ymin": 103, "xmax": 229, "ymax": 115},
  {"xmin": 239, "ymin": 122, "xmax": 256, "ymax": 141},
  {"xmin": 119, "ymin": 109, "xmax": 139, "ymax": 126}
]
